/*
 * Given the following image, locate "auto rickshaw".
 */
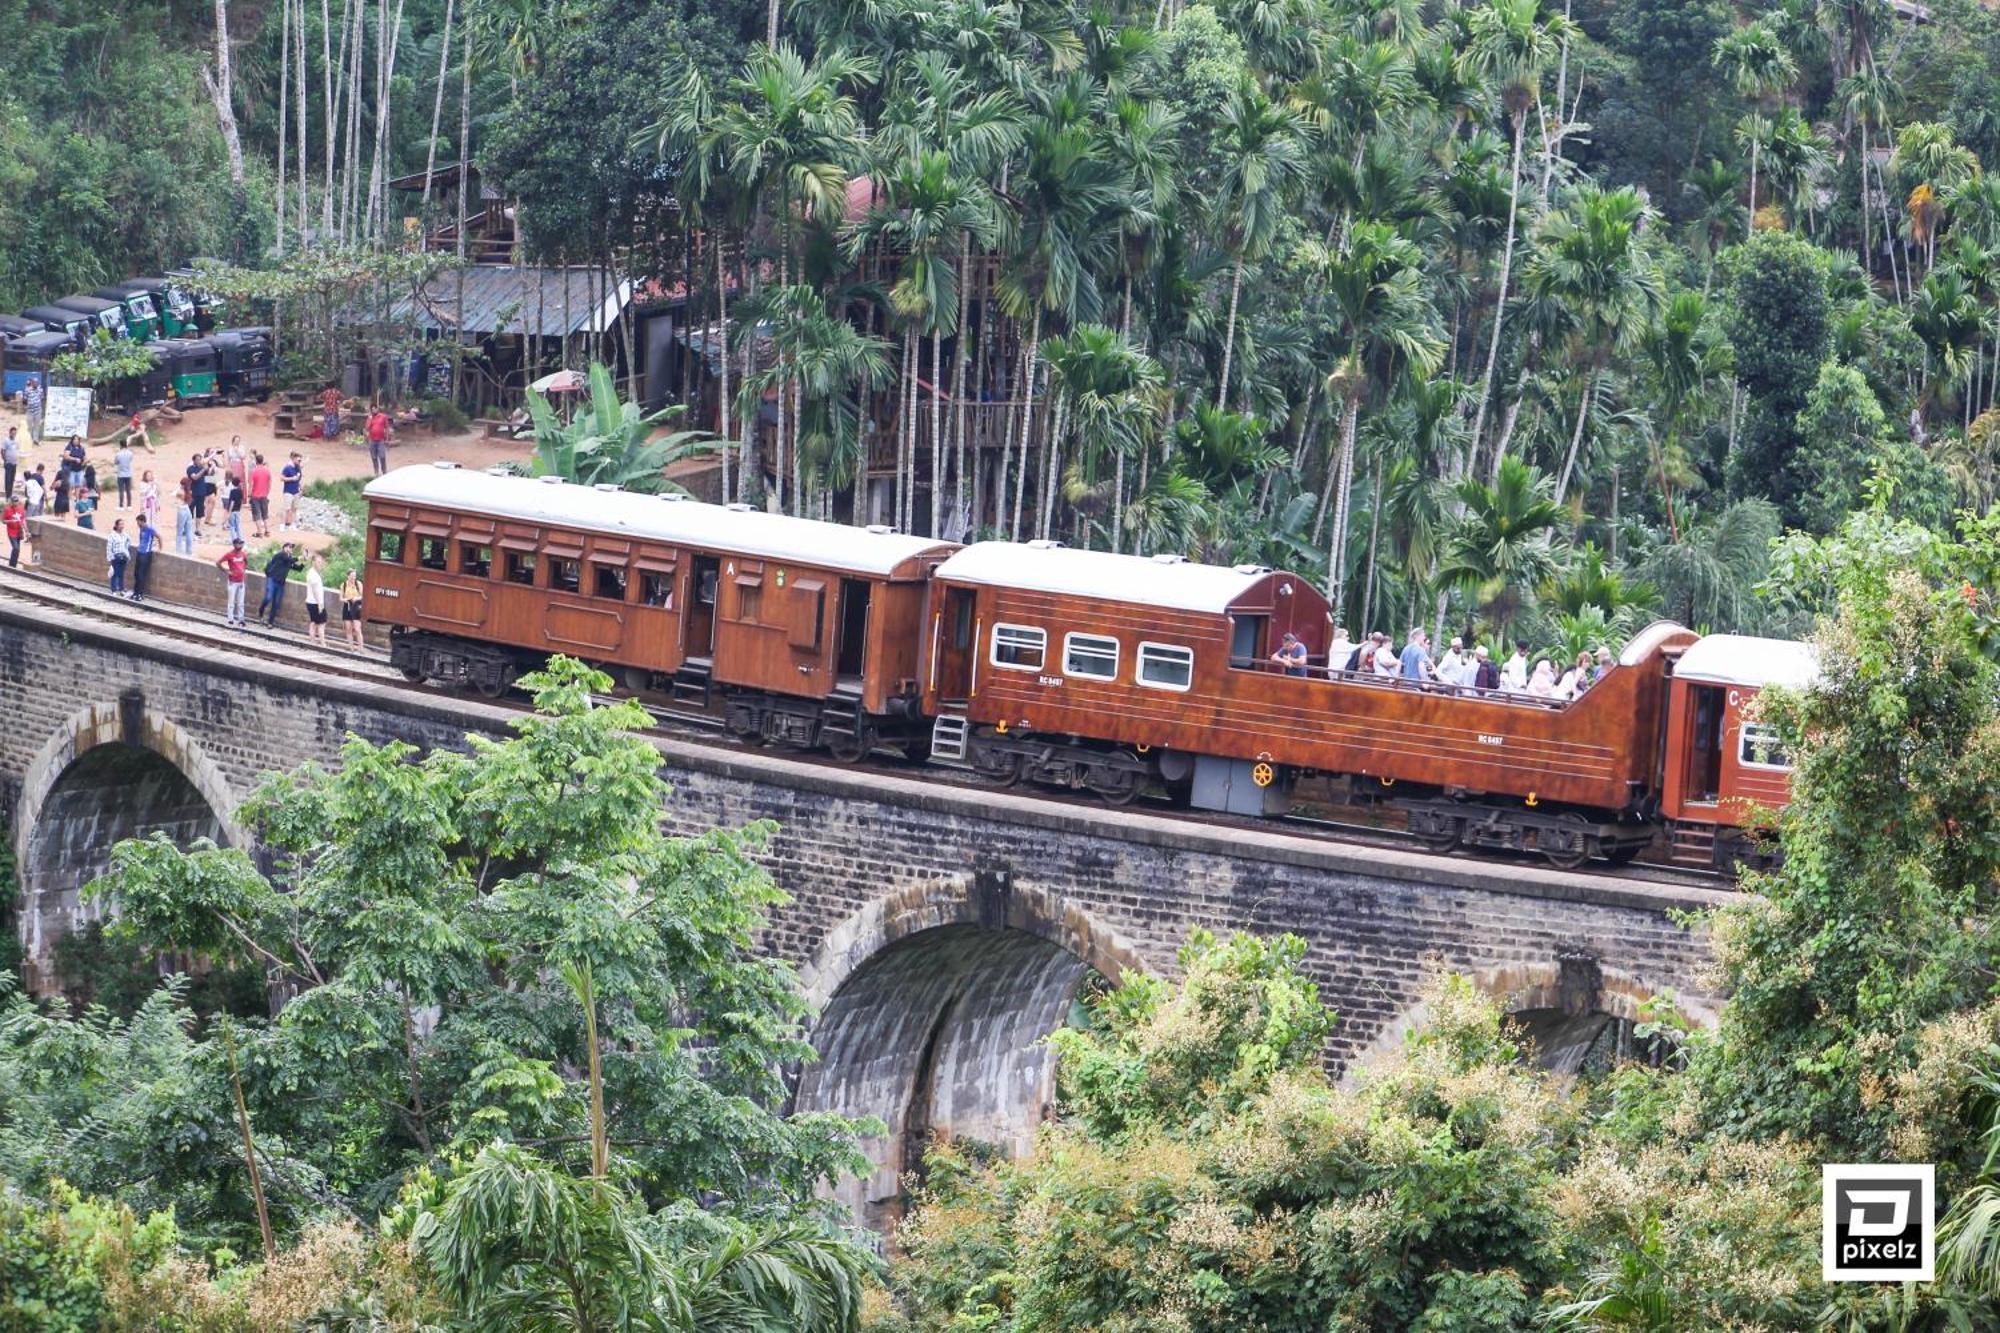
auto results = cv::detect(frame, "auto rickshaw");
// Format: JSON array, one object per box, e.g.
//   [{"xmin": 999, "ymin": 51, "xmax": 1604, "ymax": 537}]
[
  {"xmin": 166, "ymin": 267, "xmax": 225, "ymax": 332},
  {"xmin": 158, "ymin": 337, "xmax": 218, "ymax": 403},
  {"xmin": 0, "ymin": 315, "xmax": 45, "ymax": 342},
  {"xmin": 53, "ymin": 295, "xmax": 129, "ymax": 341},
  {"xmin": 93, "ymin": 285, "xmax": 162, "ymax": 342},
  {"xmin": 22, "ymin": 307, "xmax": 92, "ymax": 347},
  {"xmin": 122, "ymin": 277, "xmax": 199, "ymax": 336},
  {"xmin": 4, "ymin": 331, "xmax": 70, "ymax": 399},
  {"xmin": 131, "ymin": 342, "xmax": 175, "ymax": 408},
  {"xmin": 208, "ymin": 327, "xmax": 272, "ymax": 404}
]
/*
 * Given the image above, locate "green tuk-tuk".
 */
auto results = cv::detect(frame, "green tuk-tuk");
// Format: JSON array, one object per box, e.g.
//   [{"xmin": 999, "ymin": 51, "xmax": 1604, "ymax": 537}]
[
  {"xmin": 121, "ymin": 277, "xmax": 199, "ymax": 337},
  {"xmin": 165, "ymin": 267, "xmax": 225, "ymax": 332},
  {"xmin": 94, "ymin": 284, "xmax": 162, "ymax": 342},
  {"xmin": 153, "ymin": 338, "xmax": 217, "ymax": 404}
]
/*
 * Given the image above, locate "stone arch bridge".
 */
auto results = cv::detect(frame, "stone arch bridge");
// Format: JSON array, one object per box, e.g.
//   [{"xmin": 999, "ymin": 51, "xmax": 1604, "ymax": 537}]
[{"xmin": 0, "ymin": 592, "xmax": 1727, "ymax": 1229}]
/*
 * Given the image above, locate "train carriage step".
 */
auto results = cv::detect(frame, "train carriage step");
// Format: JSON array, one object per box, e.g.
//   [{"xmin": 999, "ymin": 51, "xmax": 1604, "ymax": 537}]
[
  {"xmin": 1668, "ymin": 821, "xmax": 1718, "ymax": 866},
  {"xmin": 669, "ymin": 660, "xmax": 712, "ymax": 707},
  {"xmin": 930, "ymin": 714, "xmax": 971, "ymax": 765}
]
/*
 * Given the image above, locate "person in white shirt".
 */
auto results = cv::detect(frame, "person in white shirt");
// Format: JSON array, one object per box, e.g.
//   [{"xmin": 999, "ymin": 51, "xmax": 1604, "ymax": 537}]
[
  {"xmin": 1501, "ymin": 643, "xmax": 1529, "ymax": 692},
  {"xmin": 1327, "ymin": 625, "xmax": 1355, "ymax": 676},
  {"xmin": 1449, "ymin": 642, "xmax": 1481, "ymax": 690},
  {"xmin": 304, "ymin": 554, "xmax": 329, "ymax": 646},
  {"xmin": 1437, "ymin": 637, "xmax": 1466, "ymax": 684},
  {"xmin": 1373, "ymin": 637, "xmax": 1400, "ymax": 676}
]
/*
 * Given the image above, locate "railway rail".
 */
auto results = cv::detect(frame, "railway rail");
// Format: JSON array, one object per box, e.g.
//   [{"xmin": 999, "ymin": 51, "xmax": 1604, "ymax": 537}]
[{"xmin": 0, "ymin": 562, "xmax": 1731, "ymax": 892}]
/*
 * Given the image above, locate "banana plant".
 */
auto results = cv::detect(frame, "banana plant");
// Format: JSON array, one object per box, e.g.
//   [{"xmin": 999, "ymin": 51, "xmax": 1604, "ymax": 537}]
[{"xmin": 526, "ymin": 363, "xmax": 714, "ymax": 495}]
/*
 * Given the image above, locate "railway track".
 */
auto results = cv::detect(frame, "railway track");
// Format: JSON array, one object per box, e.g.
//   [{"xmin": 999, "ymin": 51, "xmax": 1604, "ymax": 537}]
[{"xmin": 0, "ymin": 563, "xmax": 1731, "ymax": 892}]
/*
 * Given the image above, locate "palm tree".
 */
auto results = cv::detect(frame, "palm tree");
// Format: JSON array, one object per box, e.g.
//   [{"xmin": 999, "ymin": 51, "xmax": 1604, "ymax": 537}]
[
  {"xmin": 1211, "ymin": 83, "xmax": 1309, "ymax": 413},
  {"xmin": 1639, "ymin": 497, "xmax": 1779, "ymax": 630},
  {"xmin": 1038, "ymin": 324, "xmax": 1166, "ymax": 546},
  {"xmin": 1435, "ymin": 455, "xmax": 1566, "ymax": 648},
  {"xmin": 1521, "ymin": 183, "xmax": 1665, "ymax": 503},
  {"xmin": 1837, "ymin": 64, "xmax": 1902, "ymax": 286},
  {"xmin": 1465, "ymin": 0, "xmax": 1574, "ymax": 467},
  {"xmin": 1306, "ymin": 220, "xmax": 1447, "ymax": 619},
  {"xmin": 1682, "ymin": 159, "xmax": 1746, "ymax": 295},
  {"xmin": 1712, "ymin": 23, "xmax": 1797, "ymax": 234},
  {"xmin": 1639, "ymin": 289, "xmax": 1726, "ymax": 538},
  {"xmin": 527, "ymin": 364, "xmax": 714, "ymax": 494},
  {"xmin": 1758, "ymin": 107, "xmax": 1833, "ymax": 232}
]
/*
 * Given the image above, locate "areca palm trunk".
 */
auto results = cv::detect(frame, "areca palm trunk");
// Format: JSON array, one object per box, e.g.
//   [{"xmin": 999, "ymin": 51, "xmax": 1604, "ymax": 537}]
[
  {"xmin": 1112, "ymin": 445, "xmax": 1125, "ymax": 553},
  {"xmin": 716, "ymin": 236, "xmax": 732, "ymax": 502},
  {"xmin": 931, "ymin": 323, "xmax": 945, "ymax": 537},
  {"xmin": 1359, "ymin": 464, "xmax": 1382, "ymax": 637},
  {"xmin": 1011, "ymin": 306, "xmax": 1043, "ymax": 539},
  {"xmin": 901, "ymin": 333, "xmax": 918, "ymax": 528},
  {"xmin": 1217, "ymin": 256, "xmax": 1243, "ymax": 412},
  {"xmin": 1328, "ymin": 393, "xmax": 1361, "ymax": 616},
  {"xmin": 1472, "ymin": 109, "xmax": 1529, "ymax": 469},
  {"xmin": 1555, "ymin": 365, "xmax": 1597, "ymax": 502},
  {"xmin": 1747, "ymin": 132, "xmax": 1759, "ymax": 236},
  {"xmin": 1039, "ymin": 396, "xmax": 1066, "ymax": 540}
]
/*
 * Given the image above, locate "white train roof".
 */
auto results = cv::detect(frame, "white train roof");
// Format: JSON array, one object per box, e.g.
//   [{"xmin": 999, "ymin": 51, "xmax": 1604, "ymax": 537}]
[
  {"xmin": 1675, "ymin": 634, "xmax": 1819, "ymax": 689},
  {"xmin": 365, "ymin": 463, "xmax": 953, "ymax": 577},
  {"xmin": 936, "ymin": 540, "xmax": 1305, "ymax": 614}
]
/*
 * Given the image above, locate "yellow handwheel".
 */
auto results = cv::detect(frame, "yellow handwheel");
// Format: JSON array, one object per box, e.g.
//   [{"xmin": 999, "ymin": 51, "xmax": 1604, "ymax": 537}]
[{"xmin": 1251, "ymin": 761, "xmax": 1276, "ymax": 788}]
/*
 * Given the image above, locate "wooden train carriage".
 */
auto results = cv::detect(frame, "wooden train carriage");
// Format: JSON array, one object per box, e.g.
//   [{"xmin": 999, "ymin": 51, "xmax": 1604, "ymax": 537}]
[
  {"xmin": 922, "ymin": 541, "xmax": 1696, "ymax": 864},
  {"xmin": 1659, "ymin": 633, "xmax": 1814, "ymax": 865},
  {"xmin": 363, "ymin": 465, "xmax": 956, "ymax": 751}
]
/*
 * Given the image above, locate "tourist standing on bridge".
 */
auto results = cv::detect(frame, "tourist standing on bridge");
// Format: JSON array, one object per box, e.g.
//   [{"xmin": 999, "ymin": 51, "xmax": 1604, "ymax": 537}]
[
  {"xmin": 304, "ymin": 554, "xmax": 327, "ymax": 645},
  {"xmin": 340, "ymin": 567, "xmax": 364, "ymax": 648},
  {"xmin": 3, "ymin": 492, "xmax": 23, "ymax": 569},
  {"xmin": 3, "ymin": 426, "xmax": 19, "ymax": 499},
  {"xmin": 259, "ymin": 542, "xmax": 298, "ymax": 628},
  {"xmin": 105, "ymin": 519, "xmax": 129, "ymax": 595},
  {"xmin": 173, "ymin": 480, "xmax": 193, "ymax": 555},
  {"xmin": 217, "ymin": 538, "xmax": 248, "ymax": 627},
  {"xmin": 132, "ymin": 514, "xmax": 156, "ymax": 602}
]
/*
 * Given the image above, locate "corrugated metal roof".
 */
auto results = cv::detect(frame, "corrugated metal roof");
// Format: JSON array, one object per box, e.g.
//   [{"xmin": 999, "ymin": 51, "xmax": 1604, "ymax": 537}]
[
  {"xmin": 395, "ymin": 266, "xmax": 633, "ymax": 338},
  {"xmin": 936, "ymin": 541, "xmax": 1283, "ymax": 614}
]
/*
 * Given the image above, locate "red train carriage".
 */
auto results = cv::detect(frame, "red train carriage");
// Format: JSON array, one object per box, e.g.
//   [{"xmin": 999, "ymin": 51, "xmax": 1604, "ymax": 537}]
[
  {"xmin": 922, "ymin": 541, "xmax": 1697, "ymax": 866},
  {"xmin": 363, "ymin": 464, "xmax": 956, "ymax": 754},
  {"xmin": 1658, "ymin": 633, "xmax": 1815, "ymax": 866}
]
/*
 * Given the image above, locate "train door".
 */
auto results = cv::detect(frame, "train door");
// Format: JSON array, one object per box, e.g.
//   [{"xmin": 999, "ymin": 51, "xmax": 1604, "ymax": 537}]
[
  {"xmin": 835, "ymin": 579, "xmax": 871, "ymax": 685},
  {"xmin": 1229, "ymin": 614, "xmax": 1267, "ymax": 668},
  {"xmin": 933, "ymin": 587, "xmax": 976, "ymax": 703},
  {"xmin": 1682, "ymin": 683, "xmax": 1726, "ymax": 803},
  {"xmin": 685, "ymin": 555, "xmax": 720, "ymax": 658}
]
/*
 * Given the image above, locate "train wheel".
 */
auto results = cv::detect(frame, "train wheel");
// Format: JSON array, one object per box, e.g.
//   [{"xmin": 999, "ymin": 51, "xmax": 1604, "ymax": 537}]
[
  {"xmin": 398, "ymin": 666, "xmax": 427, "ymax": 684},
  {"xmin": 827, "ymin": 727, "xmax": 874, "ymax": 764},
  {"xmin": 475, "ymin": 668, "xmax": 516, "ymax": 700},
  {"xmin": 973, "ymin": 749, "xmax": 1023, "ymax": 787},
  {"xmin": 1088, "ymin": 766, "xmax": 1141, "ymax": 806},
  {"xmin": 1602, "ymin": 841, "xmax": 1645, "ymax": 867},
  {"xmin": 1540, "ymin": 813, "xmax": 1593, "ymax": 870},
  {"xmin": 1414, "ymin": 815, "xmax": 1463, "ymax": 854}
]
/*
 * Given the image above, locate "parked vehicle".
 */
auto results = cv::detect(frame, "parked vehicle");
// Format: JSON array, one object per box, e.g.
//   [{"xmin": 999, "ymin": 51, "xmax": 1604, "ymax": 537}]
[
  {"xmin": 0, "ymin": 315, "xmax": 46, "ymax": 342},
  {"xmin": 157, "ymin": 337, "xmax": 218, "ymax": 403},
  {"xmin": 93, "ymin": 285, "xmax": 162, "ymax": 342},
  {"xmin": 22, "ymin": 307, "xmax": 92, "ymax": 347},
  {"xmin": 116, "ymin": 278, "xmax": 199, "ymax": 336},
  {"xmin": 208, "ymin": 327, "xmax": 273, "ymax": 403},
  {"xmin": 4, "ymin": 331, "xmax": 72, "ymax": 398},
  {"xmin": 52, "ymin": 295, "xmax": 129, "ymax": 341}
]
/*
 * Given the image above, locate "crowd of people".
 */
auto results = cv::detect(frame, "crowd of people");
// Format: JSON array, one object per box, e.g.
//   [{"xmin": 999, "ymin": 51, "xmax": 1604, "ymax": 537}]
[{"xmin": 1271, "ymin": 626, "xmax": 1615, "ymax": 702}]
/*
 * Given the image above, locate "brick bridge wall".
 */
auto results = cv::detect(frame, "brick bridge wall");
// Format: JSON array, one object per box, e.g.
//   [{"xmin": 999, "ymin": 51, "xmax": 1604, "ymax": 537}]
[{"xmin": 0, "ymin": 588, "xmax": 1729, "ymax": 1223}]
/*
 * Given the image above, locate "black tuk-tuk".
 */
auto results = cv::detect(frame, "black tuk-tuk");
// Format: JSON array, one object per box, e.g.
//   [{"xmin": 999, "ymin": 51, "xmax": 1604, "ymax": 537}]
[
  {"xmin": 93, "ymin": 285, "xmax": 162, "ymax": 342},
  {"xmin": 53, "ymin": 295, "xmax": 129, "ymax": 340},
  {"xmin": 208, "ymin": 327, "xmax": 273, "ymax": 403},
  {"xmin": 5, "ymin": 331, "xmax": 71, "ymax": 400},
  {"xmin": 22, "ymin": 307, "xmax": 92, "ymax": 347},
  {"xmin": 165, "ymin": 267, "xmax": 225, "ymax": 332}
]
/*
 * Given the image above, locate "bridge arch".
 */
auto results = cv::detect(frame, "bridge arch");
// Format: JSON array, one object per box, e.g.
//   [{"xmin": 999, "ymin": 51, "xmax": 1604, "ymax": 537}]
[
  {"xmin": 13, "ymin": 694, "xmax": 246, "ymax": 994},
  {"xmin": 793, "ymin": 872, "xmax": 1145, "ymax": 1232},
  {"xmin": 1347, "ymin": 955, "xmax": 1720, "ymax": 1077}
]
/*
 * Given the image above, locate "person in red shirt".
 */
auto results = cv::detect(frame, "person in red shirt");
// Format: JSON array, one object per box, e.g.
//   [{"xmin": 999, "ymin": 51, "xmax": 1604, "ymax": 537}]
[
  {"xmin": 247, "ymin": 451, "xmax": 274, "ymax": 538},
  {"xmin": 3, "ymin": 495, "xmax": 24, "ymax": 569},
  {"xmin": 365, "ymin": 406, "xmax": 391, "ymax": 476},
  {"xmin": 216, "ymin": 537, "xmax": 248, "ymax": 627}
]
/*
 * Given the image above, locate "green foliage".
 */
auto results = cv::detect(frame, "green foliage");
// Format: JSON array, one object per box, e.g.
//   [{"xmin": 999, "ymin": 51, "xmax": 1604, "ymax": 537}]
[
  {"xmin": 50, "ymin": 332, "xmax": 155, "ymax": 391},
  {"xmin": 0, "ymin": 1182, "xmax": 185, "ymax": 1333},
  {"xmin": 1720, "ymin": 231, "xmax": 1831, "ymax": 524},
  {"xmin": 528, "ymin": 363, "xmax": 715, "ymax": 494}
]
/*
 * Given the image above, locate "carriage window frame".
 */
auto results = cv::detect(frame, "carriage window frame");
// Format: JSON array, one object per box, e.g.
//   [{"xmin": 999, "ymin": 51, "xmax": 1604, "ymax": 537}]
[
  {"xmin": 549, "ymin": 556, "xmax": 582, "ymax": 593},
  {"xmin": 990, "ymin": 623, "xmax": 1046, "ymax": 672},
  {"xmin": 592, "ymin": 561, "xmax": 629, "ymax": 602},
  {"xmin": 1738, "ymin": 721, "xmax": 1792, "ymax": 771},
  {"xmin": 640, "ymin": 572, "xmax": 674, "ymax": 608},
  {"xmin": 504, "ymin": 550, "xmax": 538, "ymax": 586},
  {"xmin": 459, "ymin": 541, "xmax": 493, "ymax": 578},
  {"xmin": 373, "ymin": 529, "xmax": 405, "ymax": 564},
  {"xmin": 1063, "ymin": 632, "xmax": 1120, "ymax": 681},
  {"xmin": 1136, "ymin": 641, "xmax": 1195, "ymax": 692},
  {"xmin": 416, "ymin": 536, "xmax": 449, "ymax": 571}
]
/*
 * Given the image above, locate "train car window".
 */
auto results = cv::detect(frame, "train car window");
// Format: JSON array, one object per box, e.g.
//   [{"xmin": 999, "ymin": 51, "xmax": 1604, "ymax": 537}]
[
  {"xmin": 550, "ymin": 557, "xmax": 582, "ymax": 593},
  {"xmin": 1137, "ymin": 641, "xmax": 1195, "ymax": 691},
  {"xmin": 738, "ymin": 583, "xmax": 763, "ymax": 623},
  {"xmin": 641, "ymin": 573, "xmax": 673, "ymax": 608},
  {"xmin": 460, "ymin": 543, "xmax": 493, "ymax": 578},
  {"xmin": 1063, "ymin": 632, "xmax": 1119, "ymax": 680},
  {"xmin": 593, "ymin": 562, "xmax": 628, "ymax": 601},
  {"xmin": 417, "ymin": 537, "xmax": 448, "ymax": 571},
  {"xmin": 1739, "ymin": 722, "xmax": 1792, "ymax": 770},
  {"xmin": 991, "ymin": 624, "xmax": 1045, "ymax": 671},
  {"xmin": 374, "ymin": 529, "xmax": 405, "ymax": 563},
  {"xmin": 505, "ymin": 551, "xmax": 538, "ymax": 586}
]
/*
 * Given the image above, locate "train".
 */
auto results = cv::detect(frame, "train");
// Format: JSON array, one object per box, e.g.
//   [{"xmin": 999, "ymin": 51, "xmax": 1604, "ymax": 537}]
[{"xmin": 362, "ymin": 463, "xmax": 1812, "ymax": 873}]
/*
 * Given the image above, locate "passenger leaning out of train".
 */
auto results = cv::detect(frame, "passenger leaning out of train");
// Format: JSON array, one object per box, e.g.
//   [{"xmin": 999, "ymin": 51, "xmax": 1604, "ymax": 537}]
[{"xmin": 1270, "ymin": 632, "xmax": 1308, "ymax": 677}]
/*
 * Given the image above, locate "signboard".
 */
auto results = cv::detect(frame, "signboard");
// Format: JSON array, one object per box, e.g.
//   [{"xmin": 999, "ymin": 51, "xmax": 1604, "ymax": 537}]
[{"xmin": 42, "ymin": 386, "xmax": 91, "ymax": 440}]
